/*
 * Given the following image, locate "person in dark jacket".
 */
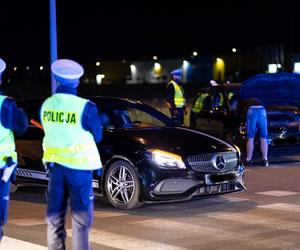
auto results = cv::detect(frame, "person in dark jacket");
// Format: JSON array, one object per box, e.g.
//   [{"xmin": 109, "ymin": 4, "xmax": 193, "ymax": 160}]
[
  {"xmin": 0, "ymin": 58, "xmax": 28, "ymax": 241},
  {"xmin": 166, "ymin": 68, "xmax": 187, "ymax": 126},
  {"xmin": 239, "ymin": 98, "xmax": 268, "ymax": 166},
  {"xmin": 41, "ymin": 59, "xmax": 103, "ymax": 250}
]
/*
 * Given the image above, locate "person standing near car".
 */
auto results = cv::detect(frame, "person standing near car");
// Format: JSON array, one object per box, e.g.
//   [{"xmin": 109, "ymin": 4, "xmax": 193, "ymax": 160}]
[
  {"xmin": 239, "ymin": 97, "xmax": 268, "ymax": 167},
  {"xmin": 0, "ymin": 58, "xmax": 28, "ymax": 242},
  {"xmin": 190, "ymin": 90, "xmax": 210, "ymax": 127},
  {"xmin": 166, "ymin": 68, "xmax": 187, "ymax": 126},
  {"xmin": 41, "ymin": 59, "xmax": 103, "ymax": 250}
]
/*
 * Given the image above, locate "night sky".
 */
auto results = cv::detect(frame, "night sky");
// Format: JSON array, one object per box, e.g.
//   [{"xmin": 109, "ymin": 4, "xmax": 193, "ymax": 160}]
[{"xmin": 0, "ymin": 1, "xmax": 299, "ymax": 64}]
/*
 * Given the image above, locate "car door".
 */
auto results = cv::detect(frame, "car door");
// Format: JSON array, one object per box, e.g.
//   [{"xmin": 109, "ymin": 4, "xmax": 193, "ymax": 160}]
[
  {"xmin": 194, "ymin": 90, "xmax": 213, "ymax": 132},
  {"xmin": 196, "ymin": 89, "xmax": 227, "ymax": 138},
  {"xmin": 15, "ymin": 100, "xmax": 45, "ymax": 180}
]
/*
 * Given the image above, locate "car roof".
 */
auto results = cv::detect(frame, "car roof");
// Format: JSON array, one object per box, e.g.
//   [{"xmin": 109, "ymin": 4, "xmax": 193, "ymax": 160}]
[
  {"xmin": 17, "ymin": 96, "xmax": 142, "ymax": 106},
  {"xmin": 199, "ymin": 83, "xmax": 241, "ymax": 92}
]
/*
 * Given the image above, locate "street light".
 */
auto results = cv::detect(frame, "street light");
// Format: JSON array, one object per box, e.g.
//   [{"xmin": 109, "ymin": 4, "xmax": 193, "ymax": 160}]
[
  {"xmin": 50, "ymin": 0, "xmax": 58, "ymax": 94},
  {"xmin": 192, "ymin": 51, "xmax": 198, "ymax": 56},
  {"xmin": 153, "ymin": 56, "xmax": 158, "ymax": 61},
  {"xmin": 232, "ymin": 48, "xmax": 237, "ymax": 53},
  {"xmin": 96, "ymin": 61, "xmax": 101, "ymax": 66}
]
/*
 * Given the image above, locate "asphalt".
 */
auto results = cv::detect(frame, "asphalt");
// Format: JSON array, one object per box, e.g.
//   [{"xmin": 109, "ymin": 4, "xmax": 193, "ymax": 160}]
[{"xmin": 1, "ymin": 162, "xmax": 300, "ymax": 250}]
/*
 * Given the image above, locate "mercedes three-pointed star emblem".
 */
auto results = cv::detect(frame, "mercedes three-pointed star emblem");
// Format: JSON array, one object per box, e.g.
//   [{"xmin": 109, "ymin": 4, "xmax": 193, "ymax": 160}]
[{"xmin": 212, "ymin": 154, "xmax": 226, "ymax": 170}]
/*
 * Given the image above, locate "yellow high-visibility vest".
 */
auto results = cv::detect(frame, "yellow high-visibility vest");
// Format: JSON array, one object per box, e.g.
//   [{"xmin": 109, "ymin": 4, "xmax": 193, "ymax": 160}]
[
  {"xmin": 191, "ymin": 93, "xmax": 209, "ymax": 113},
  {"xmin": 0, "ymin": 95, "xmax": 17, "ymax": 168},
  {"xmin": 41, "ymin": 94, "xmax": 102, "ymax": 170},
  {"xmin": 168, "ymin": 80, "xmax": 186, "ymax": 108}
]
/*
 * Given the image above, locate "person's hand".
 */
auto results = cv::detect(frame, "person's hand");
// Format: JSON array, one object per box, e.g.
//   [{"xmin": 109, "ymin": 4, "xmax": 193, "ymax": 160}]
[
  {"xmin": 95, "ymin": 168, "xmax": 103, "ymax": 177},
  {"xmin": 184, "ymin": 108, "xmax": 188, "ymax": 115},
  {"xmin": 10, "ymin": 167, "xmax": 17, "ymax": 183},
  {"xmin": 173, "ymin": 109, "xmax": 179, "ymax": 115}
]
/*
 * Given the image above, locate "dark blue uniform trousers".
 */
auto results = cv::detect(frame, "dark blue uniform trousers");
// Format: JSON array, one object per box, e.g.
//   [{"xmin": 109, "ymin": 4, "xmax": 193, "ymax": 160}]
[
  {"xmin": 46, "ymin": 164, "xmax": 94, "ymax": 250},
  {"xmin": 0, "ymin": 169, "xmax": 10, "ymax": 241},
  {"xmin": 170, "ymin": 108, "xmax": 184, "ymax": 126}
]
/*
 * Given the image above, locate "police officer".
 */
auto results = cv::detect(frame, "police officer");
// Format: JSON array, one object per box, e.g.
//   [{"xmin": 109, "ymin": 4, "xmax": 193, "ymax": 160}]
[
  {"xmin": 41, "ymin": 59, "xmax": 103, "ymax": 250},
  {"xmin": 190, "ymin": 90, "xmax": 210, "ymax": 127},
  {"xmin": 166, "ymin": 68, "xmax": 187, "ymax": 126},
  {"xmin": 0, "ymin": 58, "xmax": 28, "ymax": 241}
]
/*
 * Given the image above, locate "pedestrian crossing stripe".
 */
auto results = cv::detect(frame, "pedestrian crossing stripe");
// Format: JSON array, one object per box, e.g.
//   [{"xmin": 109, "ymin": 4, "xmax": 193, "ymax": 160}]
[
  {"xmin": 67, "ymin": 229, "xmax": 189, "ymax": 250},
  {"xmin": 0, "ymin": 236, "xmax": 46, "ymax": 250},
  {"xmin": 257, "ymin": 203, "xmax": 300, "ymax": 213},
  {"xmin": 130, "ymin": 215, "xmax": 298, "ymax": 250},
  {"xmin": 205, "ymin": 211, "xmax": 300, "ymax": 232},
  {"xmin": 256, "ymin": 190, "xmax": 299, "ymax": 196},
  {"xmin": 8, "ymin": 218, "xmax": 46, "ymax": 226}
]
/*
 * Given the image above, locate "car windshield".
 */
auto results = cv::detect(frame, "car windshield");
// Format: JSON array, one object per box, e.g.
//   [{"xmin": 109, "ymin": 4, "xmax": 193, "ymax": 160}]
[{"xmin": 98, "ymin": 101, "xmax": 175, "ymax": 129}]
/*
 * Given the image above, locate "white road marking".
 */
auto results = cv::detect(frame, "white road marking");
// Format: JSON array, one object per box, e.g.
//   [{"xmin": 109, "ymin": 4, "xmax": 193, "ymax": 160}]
[
  {"xmin": 131, "ymin": 216, "xmax": 298, "ymax": 249},
  {"xmin": 206, "ymin": 211, "xmax": 300, "ymax": 232},
  {"xmin": 9, "ymin": 218, "xmax": 46, "ymax": 226},
  {"xmin": 0, "ymin": 236, "xmax": 47, "ymax": 250},
  {"xmin": 258, "ymin": 203, "xmax": 300, "ymax": 213},
  {"xmin": 67, "ymin": 229, "xmax": 188, "ymax": 250},
  {"xmin": 94, "ymin": 210, "xmax": 129, "ymax": 218},
  {"xmin": 225, "ymin": 197, "xmax": 250, "ymax": 202},
  {"xmin": 256, "ymin": 190, "xmax": 299, "ymax": 196}
]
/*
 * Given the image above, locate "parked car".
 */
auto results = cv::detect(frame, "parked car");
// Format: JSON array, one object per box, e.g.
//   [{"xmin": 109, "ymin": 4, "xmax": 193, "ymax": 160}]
[
  {"xmin": 191, "ymin": 73, "xmax": 300, "ymax": 156},
  {"xmin": 15, "ymin": 97, "xmax": 245, "ymax": 209}
]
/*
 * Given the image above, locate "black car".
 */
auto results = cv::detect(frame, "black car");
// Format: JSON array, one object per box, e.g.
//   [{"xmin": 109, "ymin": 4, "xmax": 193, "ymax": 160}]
[
  {"xmin": 15, "ymin": 97, "xmax": 245, "ymax": 209},
  {"xmin": 192, "ymin": 73, "xmax": 300, "ymax": 156}
]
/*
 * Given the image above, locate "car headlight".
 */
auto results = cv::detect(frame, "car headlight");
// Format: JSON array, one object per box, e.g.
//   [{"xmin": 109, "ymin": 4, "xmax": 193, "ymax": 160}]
[
  {"xmin": 234, "ymin": 145, "xmax": 241, "ymax": 158},
  {"xmin": 239, "ymin": 125, "xmax": 246, "ymax": 135},
  {"xmin": 147, "ymin": 149, "xmax": 186, "ymax": 169}
]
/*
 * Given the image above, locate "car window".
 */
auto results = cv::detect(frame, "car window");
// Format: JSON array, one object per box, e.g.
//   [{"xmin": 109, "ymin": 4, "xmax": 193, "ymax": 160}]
[
  {"xmin": 98, "ymin": 105, "xmax": 168, "ymax": 129},
  {"xmin": 227, "ymin": 89, "xmax": 239, "ymax": 111},
  {"xmin": 212, "ymin": 90, "xmax": 225, "ymax": 111},
  {"xmin": 127, "ymin": 107, "xmax": 165, "ymax": 127}
]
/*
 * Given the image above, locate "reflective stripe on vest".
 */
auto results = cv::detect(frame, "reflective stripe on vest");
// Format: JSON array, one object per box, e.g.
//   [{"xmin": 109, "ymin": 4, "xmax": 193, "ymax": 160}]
[
  {"xmin": 0, "ymin": 95, "xmax": 17, "ymax": 168},
  {"xmin": 192, "ymin": 93, "xmax": 209, "ymax": 113},
  {"xmin": 41, "ymin": 94, "xmax": 102, "ymax": 170},
  {"xmin": 168, "ymin": 80, "xmax": 186, "ymax": 108}
]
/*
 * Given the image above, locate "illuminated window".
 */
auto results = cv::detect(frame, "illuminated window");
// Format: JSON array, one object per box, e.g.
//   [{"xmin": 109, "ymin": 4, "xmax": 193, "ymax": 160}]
[
  {"xmin": 96, "ymin": 74, "xmax": 105, "ymax": 85},
  {"xmin": 268, "ymin": 64, "xmax": 277, "ymax": 73},
  {"xmin": 294, "ymin": 62, "xmax": 300, "ymax": 73}
]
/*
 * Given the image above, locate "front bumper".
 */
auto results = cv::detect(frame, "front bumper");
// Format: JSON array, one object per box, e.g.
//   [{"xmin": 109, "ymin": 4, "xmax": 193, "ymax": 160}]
[{"xmin": 139, "ymin": 162, "xmax": 245, "ymax": 202}]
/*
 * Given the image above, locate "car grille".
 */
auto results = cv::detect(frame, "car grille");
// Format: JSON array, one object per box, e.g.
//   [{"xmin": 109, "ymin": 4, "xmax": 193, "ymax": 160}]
[
  {"xmin": 187, "ymin": 152, "xmax": 238, "ymax": 173},
  {"xmin": 268, "ymin": 127, "xmax": 298, "ymax": 134}
]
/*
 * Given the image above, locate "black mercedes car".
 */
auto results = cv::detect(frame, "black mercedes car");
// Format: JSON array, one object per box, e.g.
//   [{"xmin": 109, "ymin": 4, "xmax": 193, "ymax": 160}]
[
  {"xmin": 192, "ymin": 73, "xmax": 300, "ymax": 156},
  {"xmin": 15, "ymin": 97, "xmax": 245, "ymax": 209}
]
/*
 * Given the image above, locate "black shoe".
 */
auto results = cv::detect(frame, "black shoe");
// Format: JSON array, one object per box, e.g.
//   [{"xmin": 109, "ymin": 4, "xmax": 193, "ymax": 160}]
[
  {"xmin": 262, "ymin": 159, "xmax": 269, "ymax": 167},
  {"xmin": 244, "ymin": 159, "xmax": 253, "ymax": 166}
]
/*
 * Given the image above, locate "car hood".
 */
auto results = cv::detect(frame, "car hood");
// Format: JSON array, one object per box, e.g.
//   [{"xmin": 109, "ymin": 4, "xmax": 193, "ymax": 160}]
[
  {"xmin": 111, "ymin": 127, "xmax": 237, "ymax": 157},
  {"xmin": 240, "ymin": 73, "xmax": 300, "ymax": 107},
  {"xmin": 267, "ymin": 105, "xmax": 300, "ymax": 114}
]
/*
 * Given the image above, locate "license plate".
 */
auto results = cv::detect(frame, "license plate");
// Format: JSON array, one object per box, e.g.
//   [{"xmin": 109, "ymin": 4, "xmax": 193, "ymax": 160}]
[{"xmin": 205, "ymin": 173, "xmax": 236, "ymax": 184}]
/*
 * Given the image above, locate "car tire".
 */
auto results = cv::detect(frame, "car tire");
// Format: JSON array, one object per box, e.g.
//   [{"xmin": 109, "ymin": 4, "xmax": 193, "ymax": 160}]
[{"xmin": 105, "ymin": 160, "xmax": 143, "ymax": 209}]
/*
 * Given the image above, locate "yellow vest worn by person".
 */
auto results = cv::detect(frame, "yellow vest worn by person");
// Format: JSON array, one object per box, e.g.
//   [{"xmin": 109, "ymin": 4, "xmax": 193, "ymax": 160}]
[
  {"xmin": 168, "ymin": 80, "xmax": 186, "ymax": 108},
  {"xmin": 41, "ymin": 94, "xmax": 102, "ymax": 170},
  {"xmin": 191, "ymin": 93, "xmax": 209, "ymax": 113},
  {"xmin": 0, "ymin": 95, "xmax": 17, "ymax": 169}
]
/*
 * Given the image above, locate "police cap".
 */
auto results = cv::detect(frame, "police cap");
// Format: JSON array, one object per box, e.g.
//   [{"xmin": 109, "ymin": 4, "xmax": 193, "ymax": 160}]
[
  {"xmin": 51, "ymin": 59, "xmax": 84, "ymax": 86},
  {"xmin": 0, "ymin": 58, "xmax": 6, "ymax": 76},
  {"xmin": 171, "ymin": 68, "xmax": 183, "ymax": 76}
]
